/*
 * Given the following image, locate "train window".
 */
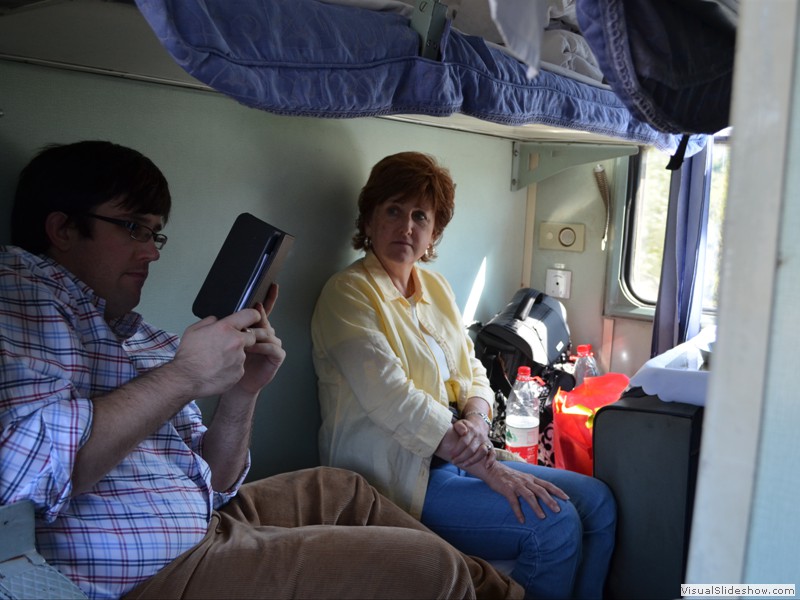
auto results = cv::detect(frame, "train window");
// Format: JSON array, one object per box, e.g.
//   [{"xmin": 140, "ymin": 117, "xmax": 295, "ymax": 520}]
[
  {"xmin": 701, "ymin": 136, "xmax": 730, "ymax": 312},
  {"xmin": 606, "ymin": 132, "xmax": 730, "ymax": 319},
  {"xmin": 625, "ymin": 147, "xmax": 672, "ymax": 305}
]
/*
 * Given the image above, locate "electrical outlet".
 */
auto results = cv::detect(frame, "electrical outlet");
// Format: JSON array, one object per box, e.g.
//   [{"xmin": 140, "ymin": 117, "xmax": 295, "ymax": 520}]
[
  {"xmin": 545, "ymin": 268, "xmax": 572, "ymax": 299},
  {"xmin": 539, "ymin": 222, "xmax": 585, "ymax": 252}
]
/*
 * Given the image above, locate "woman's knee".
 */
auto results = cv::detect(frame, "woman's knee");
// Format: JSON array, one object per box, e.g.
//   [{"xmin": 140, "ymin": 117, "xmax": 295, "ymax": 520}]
[
  {"xmin": 541, "ymin": 469, "xmax": 617, "ymax": 531},
  {"xmin": 512, "ymin": 501, "xmax": 582, "ymax": 598},
  {"xmin": 547, "ymin": 499, "xmax": 583, "ymax": 550},
  {"xmin": 578, "ymin": 477, "xmax": 617, "ymax": 532},
  {"xmin": 515, "ymin": 498, "xmax": 583, "ymax": 563}
]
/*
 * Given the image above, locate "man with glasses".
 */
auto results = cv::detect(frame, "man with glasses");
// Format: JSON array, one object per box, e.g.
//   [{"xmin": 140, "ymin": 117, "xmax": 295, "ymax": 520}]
[
  {"xmin": 82, "ymin": 213, "xmax": 168, "ymax": 249},
  {"xmin": 0, "ymin": 141, "xmax": 522, "ymax": 599}
]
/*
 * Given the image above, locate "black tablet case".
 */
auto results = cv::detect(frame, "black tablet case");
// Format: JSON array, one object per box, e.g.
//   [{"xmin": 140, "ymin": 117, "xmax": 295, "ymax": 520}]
[{"xmin": 192, "ymin": 213, "xmax": 294, "ymax": 319}]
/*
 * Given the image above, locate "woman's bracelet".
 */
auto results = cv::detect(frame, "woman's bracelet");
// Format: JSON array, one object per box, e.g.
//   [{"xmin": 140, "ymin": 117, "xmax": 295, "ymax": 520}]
[{"xmin": 462, "ymin": 411, "xmax": 492, "ymax": 428}]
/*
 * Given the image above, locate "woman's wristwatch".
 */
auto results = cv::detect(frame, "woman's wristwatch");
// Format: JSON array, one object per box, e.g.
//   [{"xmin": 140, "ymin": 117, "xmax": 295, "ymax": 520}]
[{"xmin": 462, "ymin": 411, "xmax": 492, "ymax": 428}]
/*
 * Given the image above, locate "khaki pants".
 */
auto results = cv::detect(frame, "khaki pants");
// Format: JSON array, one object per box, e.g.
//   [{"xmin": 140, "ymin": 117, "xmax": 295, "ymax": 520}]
[{"xmin": 123, "ymin": 467, "xmax": 523, "ymax": 599}]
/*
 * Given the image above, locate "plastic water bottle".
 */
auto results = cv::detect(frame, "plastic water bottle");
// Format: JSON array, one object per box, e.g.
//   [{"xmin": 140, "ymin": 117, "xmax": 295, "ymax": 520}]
[
  {"xmin": 505, "ymin": 366, "xmax": 543, "ymax": 464},
  {"xmin": 574, "ymin": 344, "xmax": 600, "ymax": 387}
]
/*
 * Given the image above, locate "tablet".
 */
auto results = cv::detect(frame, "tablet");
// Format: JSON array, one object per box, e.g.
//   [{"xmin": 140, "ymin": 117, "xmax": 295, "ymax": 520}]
[{"xmin": 192, "ymin": 213, "xmax": 295, "ymax": 319}]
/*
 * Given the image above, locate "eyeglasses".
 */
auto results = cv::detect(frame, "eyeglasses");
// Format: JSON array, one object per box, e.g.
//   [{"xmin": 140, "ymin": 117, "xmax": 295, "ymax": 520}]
[{"xmin": 84, "ymin": 213, "xmax": 168, "ymax": 250}]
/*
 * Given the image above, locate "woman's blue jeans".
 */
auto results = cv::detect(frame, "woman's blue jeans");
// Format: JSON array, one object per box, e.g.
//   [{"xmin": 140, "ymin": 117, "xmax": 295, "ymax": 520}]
[{"xmin": 421, "ymin": 459, "xmax": 616, "ymax": 599}]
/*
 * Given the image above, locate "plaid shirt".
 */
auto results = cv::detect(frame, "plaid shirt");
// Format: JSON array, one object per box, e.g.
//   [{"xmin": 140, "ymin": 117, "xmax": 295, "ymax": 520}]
[{"xmin": 0, "ymin": 246, "xmax": 246, "ymax": 599}]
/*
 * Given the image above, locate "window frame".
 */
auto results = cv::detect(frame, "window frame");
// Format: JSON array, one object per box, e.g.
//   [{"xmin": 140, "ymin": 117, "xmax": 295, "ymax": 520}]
[
  {"xmin": 605, "ymin": 135, "xmax": 730, "ymax": 322},
  {"xmin": 604, "ymin": 152, "xmax": 656, "ymax": 320}
]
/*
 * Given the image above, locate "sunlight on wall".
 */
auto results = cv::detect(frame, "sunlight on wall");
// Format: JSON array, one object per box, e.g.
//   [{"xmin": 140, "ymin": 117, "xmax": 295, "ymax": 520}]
[{"xmin": 462, "ymin": 256, "xmax": 487, "ymax": 325}]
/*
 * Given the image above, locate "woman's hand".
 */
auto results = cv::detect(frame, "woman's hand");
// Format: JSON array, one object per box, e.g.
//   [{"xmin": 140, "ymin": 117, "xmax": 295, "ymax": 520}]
[
  {"xmin": 440, "ymin": 397, "xmax": 495, "ymax": 469},
  {"xmin": 449, "ymin": 418, "xmax": 496, "ymax": 469},
  {"xmin": 472, "ymin": 461, "xmax": 570, "ymax": 523}
]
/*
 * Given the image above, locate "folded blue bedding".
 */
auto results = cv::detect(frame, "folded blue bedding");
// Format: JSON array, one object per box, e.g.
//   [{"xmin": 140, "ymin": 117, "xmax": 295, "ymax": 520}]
[{"xmin": 135, "ymin": 0, "xmax": 705, "ymax": 156}]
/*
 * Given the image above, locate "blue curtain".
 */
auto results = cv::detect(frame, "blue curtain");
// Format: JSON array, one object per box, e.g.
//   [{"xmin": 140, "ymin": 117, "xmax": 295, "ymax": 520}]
[{"xmin": 651, "ymin": 143, "xmax": 712, "ymax": 357}]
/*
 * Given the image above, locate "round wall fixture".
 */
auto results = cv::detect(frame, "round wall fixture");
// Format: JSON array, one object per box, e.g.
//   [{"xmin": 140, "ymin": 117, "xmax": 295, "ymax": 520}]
[
  {"xmin": 538, "ymin": 222, "xmax": 585, "ymax": 252},
  {"xmin": 558, "ymin": 226, "xmax": 577, "ymax": 247}
]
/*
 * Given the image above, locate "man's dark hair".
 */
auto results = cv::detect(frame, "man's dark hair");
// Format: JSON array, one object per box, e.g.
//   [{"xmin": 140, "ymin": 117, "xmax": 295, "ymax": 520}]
[{"xmin": 11, "ymin": 140, "xmax": 172, "ymax": 253}]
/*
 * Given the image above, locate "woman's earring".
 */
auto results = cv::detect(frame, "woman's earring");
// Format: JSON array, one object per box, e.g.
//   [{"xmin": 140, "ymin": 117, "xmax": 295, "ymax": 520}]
[
  {"xmin": 364, "ymin": 236, "xmax": 372, "ymax": 250},
  {"xmin": 425, "ymin": 244, "xmax": 436, "ymax": 260}
]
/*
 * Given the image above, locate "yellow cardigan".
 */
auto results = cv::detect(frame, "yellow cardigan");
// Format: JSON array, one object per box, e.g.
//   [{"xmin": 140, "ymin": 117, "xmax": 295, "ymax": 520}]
[{"xmin": 311, "ymin": 252, "xmax": 494, "ymax": 517}]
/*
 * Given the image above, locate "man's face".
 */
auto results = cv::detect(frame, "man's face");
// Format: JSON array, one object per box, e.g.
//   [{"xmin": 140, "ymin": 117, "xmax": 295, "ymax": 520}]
[{"xmin": 53, "ymin": 199, "xmax": 165, "ymax": 321}]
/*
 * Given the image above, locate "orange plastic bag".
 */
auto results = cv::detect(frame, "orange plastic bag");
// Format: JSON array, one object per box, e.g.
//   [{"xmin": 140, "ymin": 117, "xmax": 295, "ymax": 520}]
[{"xmin": 553, "ymin": 373, "xmax": 630, "ymax": 476}]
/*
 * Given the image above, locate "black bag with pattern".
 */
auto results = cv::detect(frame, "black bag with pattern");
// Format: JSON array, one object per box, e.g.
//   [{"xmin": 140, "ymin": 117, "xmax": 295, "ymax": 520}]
[{"xmin": 471, "ymin": 289, "xmax": 575, "ymax": 466}]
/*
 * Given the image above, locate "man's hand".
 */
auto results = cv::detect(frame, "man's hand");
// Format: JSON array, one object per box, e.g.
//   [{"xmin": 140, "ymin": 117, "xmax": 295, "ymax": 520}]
[
  {"xmin": 73, "ymin": 298, "xmax": 277, "ymax": 495},
  {"xmin": 234, "ymin": 284, "xmax": 286, "ymax": 395},
  {"xmin": 197, "ymin": 284, "xmax": 286, "ymax": 491},
  {"xmin": 171, "ymin": 285, "xmax": 284, "ymax": 398}
]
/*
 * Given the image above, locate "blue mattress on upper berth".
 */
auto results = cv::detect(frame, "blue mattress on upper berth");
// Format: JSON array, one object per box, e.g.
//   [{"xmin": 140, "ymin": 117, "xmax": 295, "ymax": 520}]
[{"xmin": 134, "ymin": 0, "xmax": 706, "ymax": 157}]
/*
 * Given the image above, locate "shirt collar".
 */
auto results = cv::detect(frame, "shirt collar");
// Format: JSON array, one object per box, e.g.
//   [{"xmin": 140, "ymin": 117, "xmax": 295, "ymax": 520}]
[
  {"xmin": 362, "ymin": 251, "xmax": 430, "ymax": 305},
  {"xmin": 108, "ymin": 312, "xmax": 144, "ymax": 340},
  {"xmin": 32, "ymin": 249, "xmax": 144, "ymax": 340}
]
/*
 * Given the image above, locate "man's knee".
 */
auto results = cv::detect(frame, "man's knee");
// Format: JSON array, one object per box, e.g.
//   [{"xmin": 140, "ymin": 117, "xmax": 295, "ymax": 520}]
[
  {"xmin": 306, "ymin": 466, "xmax": 381, "ymax": 500},
  {"xmin": 255, "ymin": 465, "xmax": 374, "ymax": 498},
  {"xmin": 311, "ymin": 465, "xmax": 370, "ymax": 484},
  {"xmin": 380, "ymin": 528, "xmax": 475, "ymax": 599},
  {"xmin": 297, "ymin": 525, "xmax": 474, "ymax": 599}
]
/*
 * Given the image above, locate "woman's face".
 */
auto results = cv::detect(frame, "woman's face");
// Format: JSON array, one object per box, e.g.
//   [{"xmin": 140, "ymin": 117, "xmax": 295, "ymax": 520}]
[{"xmin": 366, "ymin": 196, "xmax": 436, "ymax": 269}]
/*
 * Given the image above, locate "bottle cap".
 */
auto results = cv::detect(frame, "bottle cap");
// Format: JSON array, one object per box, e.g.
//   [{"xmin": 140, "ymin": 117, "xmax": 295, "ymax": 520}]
[
  {"xmin": 517, "ymin": 366, "xmax": 531, "ymax": 378},
  {"xmin": 577, "ymin": 344, "xmax": 592, "ymax": 356}
]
